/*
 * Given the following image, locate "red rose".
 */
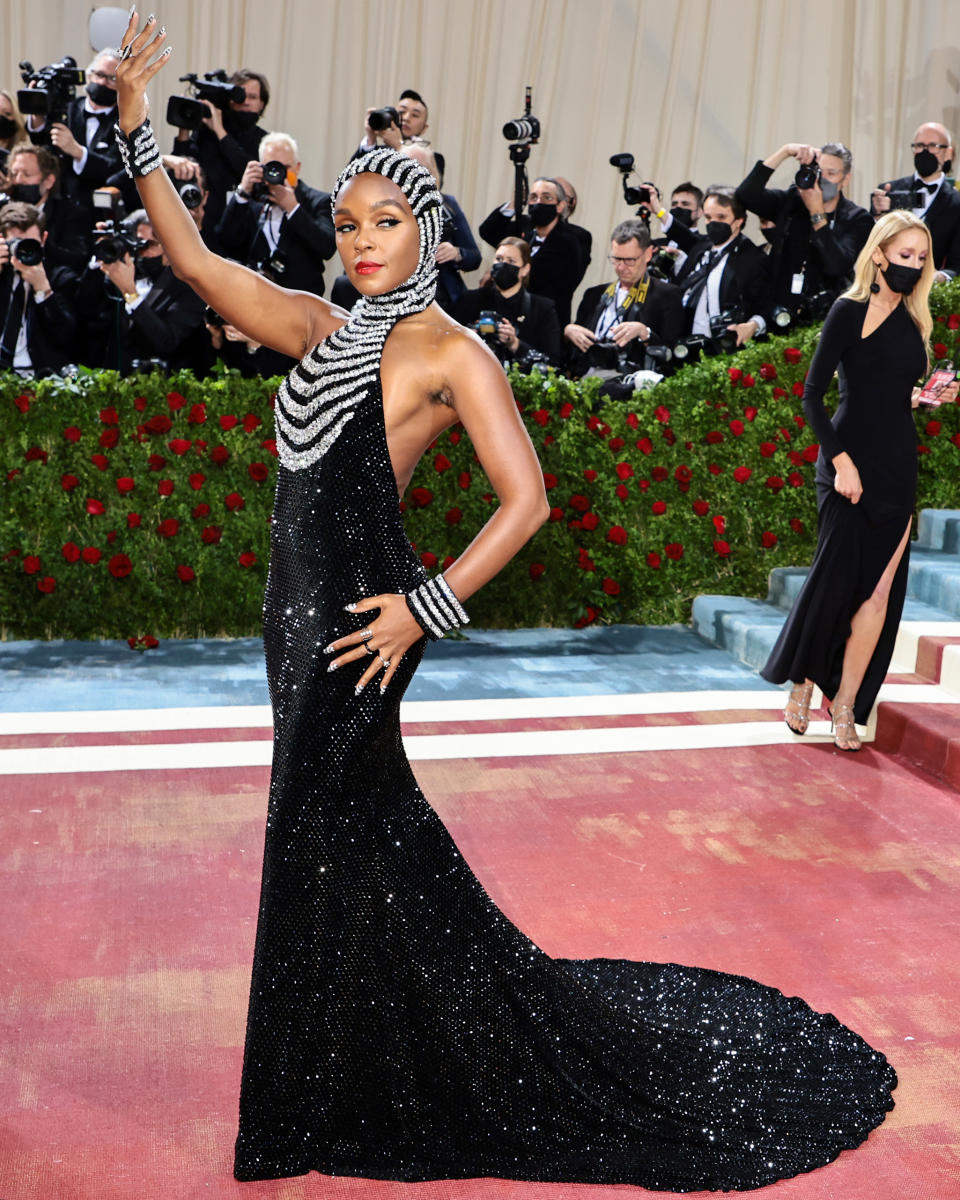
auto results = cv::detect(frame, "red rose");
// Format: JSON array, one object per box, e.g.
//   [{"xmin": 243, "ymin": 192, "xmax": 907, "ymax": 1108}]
[
  {"xmin": 529, "ymin": 562, "xmax": 545, "ymax": 580},
  {"xmin": 449, "ymin": 430, "xmax": 461, "ymax": 445},
  {"xmin": 210, "ymin": 445, "xmax": 230, "ymax": 465},
  {"xmin": 559, "ymin": 402, "xmax": 574, "ymax": 419},
  {"xmin": 176, "ymin": 564, "xmax": 195, "ymax": 583},
  {"xmin": 654, "ymin": 404, "xmax": 671, "ymax": 423},
  {"xmin": 615, "ymin": 462, "xmax": 635, "ymax": 480},
  {"xmin": 459, "ymin": 471, "xmax": 472, "ymax": 489},
  {"xmin": 192, "ymin": 503, "xmax": 210, "ymax": 519},
  {"xmin": 728, "ymin": 367, "xmax": 742, "ymax": 382},
  {"xmin": 166, "ymin": 391, "xmax": 186, "ymax": 411},
  {"xmin": 934, "ymin": 341, "xmax": 948, "ymax": 359},
  {"xmin": 760, "ymin": 441, "xmax": 777, "ymax": 457},
  {"xmin": 674, "ymin": 464, "xmax": 692, "ymax": 483},
  {"xmin": 712, "ymin": 515, "xmax": 726, "ymax": 534},
  {"xmin": 636, "ymin": 437, "xmax": 653, "ymax": 455},
  {"xmin": 61, "ymin": 473, "xmax": 79, "ymax": 491},
  {"xmin": 651, "ymin": 500, "xmax": 667, "ymax": 515},
  {"xmin": 729, "ymin": 419, "xmax": 745, "ymax": 436},
  {"xmin": 99, "ymin": 428, "xmax": 119, "ymax": 449},
  {"xmin": 25, "ymin": 446, "xmax": 48, "ymax": 464},
  {"xmin": 434, "ymin": 453, "xmax": 452, "ymax": 472},
  {"xmin": 569, "ymin": 493, "xmax": 590, "ymax": 513},
  {"xmin": 187, "ymin": 403, "xmax": 207, "ymax": 424},
  {"xmin": 242, "ymin": 413, "xmax": 261, "ymax": 433},
  {"xmin": 790, "ymin": 518, "xmax": 805, "ymax": 533},
  {"xmin": 532, "ymin": 409, "xmax": 549, "ymax": 426},
  {"xmin": 615, "ymin": 483, "xmax": 629, "ymax": 500},
  {"xmin": 783, "ymin": 347, "xmax": 803, "ymax": 364},
  {"xmin": 788, "ymin": 472, "xmax": 804, "ymax": 487},
  {"xmin": 61, "ymin": 542, "xmax": 81, "ymax": 562},
  {"xmin": 587, "ymin": 415, "xmax": 602, "ymax": 432},
  {"xmin": 261, "ymin": 438, "xmax": 278, "ymax": 458},
  {"xmin": 714, "ymin": 539, "xmax": 731, "ymax": 557},
  {"xmin": 106, "ymin": 530, "xmax": 116, "ymax": 544},
  {"xmin": 549, "ymin": 506, "xmax": 563, "ymax": 522},
  {"xmin": 761, "ymin": 531, "xmax": 778, "ymax": 548},
  {"xmin": 157, "ymin": 479, "xmax": 174, "ymax": 497},
  {"xmin": 37, "ymin": 576, "xmax": 56, "ymax": 594},
  {"xmin": 445, "ymin": 507, "xmax": 462, "ymax": 525},
  {"xmin": 801, "ymin": 444, "xmax": 818, "ymax": 463},
  {"xmin": 158, "ymin": 518, "xmax": 179, "ymax": 538},
  {"xmin": 225, "ymin": 492, "xmax": 245, "ymax": 511},
  {"xmin": 706, "ymin": 431, "xmax": 724, "ymax": 445},
  {"xmin": 948, "ymin": 314, "xmax": 960, "ymax": 330},
  {"xmin": 127, "ymin": 513, "xmax": 141, "ymax": 528},
  {"xmin": 791, "ymin": 381, "xmax": 804, "ymax": 397},
  {"xmin": 665, "ymin": 542, "xmax": 683, "ymax": 560},
  {"xmin": 442, "ymin": 555, "xmax": 456, "ymax": 569},
  {"xmin": 148, "ymin": 454, "xmax": 166, "ymax": 471},
  {"xmin": 90, "ymin": 453, "xmax": 109, "ymax": 471},
  {"xmin": 573, "ymin": 606, "xmax": 599, "ymax": 628},
  {"xmin": 772, "ymin": 386, "xmax": 787, "ymax": 399},
  {"xmin": 646, "ymin": 552, "xmax": 661, "ymax": 569},
  {"xmin": 409, "ymin": 487, "xmax": 433, "ymax": 508},
  {"xmin": 23, "ymin": 555, "xmax": 41, "ymax": 574},
  {"xmin": 663, "ymin": 428, "xmax": 677, "ymax": 446},
  {"xmin": 133, "ymin": 396, "xmax": 147, "ymax": 412},
  {"xmin": 201, "ymin": 525, "xmax": 222, "ymax": 544},
  {"xmin": 602, "ymin": 577, "xmax": 621, "ymax": 596},
  {"xmin": 759, "ymin": 363, "xmax": 777, "ymax": 380},
  {"xmin": 13, "ymin": 394, "xmax": 31, "ymax": 413},
  {"xmin": 693, "ymin": 499, "xmax": 710, "ymax": 516},
  {"xmin": 168, "ymin": 438, "xmax": 191, "ymax": 456},
  {"xmin": 639, "ymin": 479, "xmax": 650, "ymax": 490},
  {"xmin": 85, "ymin": 498, "xmax": 106, "ymax": 515},
  {"xmin": 626, "ymin": 412, "xmax": 639, "ymax": 429},
  {"xmin": 926, "ymin": 419, "xmax": 942, "ymax": 436},
  {"xmin": 420, "ymin": 551, "xmax": 438, "ymax": 568},
  {"xmin": 188, "ymin": 472, "xmax": 206, "ymax": 490},
  {"xmin": 583, "ymin": 468, "xmax": 598, "ymax": 482},
  {"xmin": 145, "ymin": 414, "xmax": 172, "ymax": 434},
  {"xmin": 606, "ymin": 525, "xmax": 628, "ymax": 545},
  {"xmin": 580, "ymin": 512, "xmax": 599, "ymax": 531},
  {"xmin": 248, "ymin": 461, "xmax": 269, "ymax": 482},
  {"xmin": 220, "ymin": 414, "xmax": 238, "ymax": 431},
  {"xmin": 742, "ymin": 374, "xmax": 756, "ymax": 389},
  {"xmin": 81, "ymin": 546, "xmax": 101, "ymax": 565},
  {"xmin": 733, "ymin": 466, "xmax": 752, "ymax": 483},
  {"xmin": 788, "ymin": 450, "xmax": 803, "ymax": 466},
  {"xmin": 142, "ymin": 634, "xmax": 159, "ymax": 648},
  {"xmin": 577, "ymin": 550, "xmax": 595, "ymax": 572},
  {"xmin": 651, "ymin": 466, "xmax": 668, "ymax": 482},
  {"xmin": 64, "ymin": 425, "xmax": 82, "ymax": 442},
  {"xmin": 794, "ymin": 414, "xmax": 806, "ymax": 428},
  {"xmin": 951, "ymin": 432, "xmax": 960, "ymax": 448},
  {"xmin": 766, "ymin": 475, "xmax": 785, "ymax": 491},
  {"xmin": 608, "ymin": 436, "xmax": 625, "ymax": 452},
  {"xmin": 109, "ymin": 554, "xmax": 132, "ymax": 578},
  {"xmin": 238, "ymin": 551, "xmax": 257, "ymax": 567},
  {"xmin": 708, "ymin": 463, "xmax": 723, "ymax": 476}
]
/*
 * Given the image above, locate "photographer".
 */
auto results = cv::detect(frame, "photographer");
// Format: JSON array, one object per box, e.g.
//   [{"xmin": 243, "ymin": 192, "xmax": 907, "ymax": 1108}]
[
  {"xmin": 171, "ymin": 68, "xmax": 269, "ymax": 236},
  {"xmin": 75, "ymin": 208, "xmax": 205, "ymax": 372},
  {"xmin": 872, "ymin": 123, "xmax": 960, "ymax": 280},
  {"xmin": 217, "ymin": 132, "xmax": 335, "ymax": 296},
  {"xmin": 654, "ymin": 181, "xmax": 704, "ymax": 275},
  {"xmin": 455, "ymin": 237, "xmax": 562, "ymax": 367},
  {"xmin": 478, "ymin": 176, "xmax": 586, "ymax": 325},
  {"xmin": 0, "ymin": 201, "xmax": 78, "ymax": 373},
  {"xmin": 4, "ymin": 142, "xmax": 91, "ymax": 274},
  {"xmin": 25, "ymin": 49, "xmax": 123, "ymax": 213},
  {"xmin": 354, "ymin": 90, "xmax": 445, "ymax": 173},
  {"xmin": 735, "ymin": 142, "xmax": 872, "ymax": 322},
  {"xmin": 564, "ymin": 218, "xmax": 682, "ymax": 376},
  {"xmin": 675, "ymin": 189, "xmax": 772, "ymax": 347},
  {"xmin": 203, "ymin": 310, "xmax": 296, "ymax": 379}
]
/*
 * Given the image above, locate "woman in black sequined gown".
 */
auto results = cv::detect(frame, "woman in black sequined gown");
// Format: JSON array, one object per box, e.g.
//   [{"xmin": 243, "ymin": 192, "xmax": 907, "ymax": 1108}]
[{"xmin": 115, "ymin": 17, "xmax": 896, "ymax": 1192}]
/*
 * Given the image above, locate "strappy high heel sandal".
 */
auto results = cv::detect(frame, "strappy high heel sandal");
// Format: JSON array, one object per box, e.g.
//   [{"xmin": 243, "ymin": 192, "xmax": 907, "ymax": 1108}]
[
  {"xmin": 784, "ymin": 681, "xmax": 814, "ymax": 735},
  {"xmin": 830, "ymin": 703, "xmax": 862, "ymax": 752}
]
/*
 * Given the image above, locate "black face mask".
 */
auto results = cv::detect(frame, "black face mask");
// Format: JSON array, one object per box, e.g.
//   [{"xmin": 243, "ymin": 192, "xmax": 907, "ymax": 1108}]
[
  {"xmin": 761, "ymin": 227, "xmax": 778, "ymax": 245},
  {"xmin": 528, "ymin": 202, "xmax": 557, "ymax": 227},
  {"xmin": 0, "ymin": 115, "xmax": 18, "ymax": 139},
  {"xmin": 7, "ymin": 183, "xmax": 42, "ymax": 204},
  {"xmin": 914, "ymin": 148, "xmax": 939, "ymax": 178},
  {"xmin": 490, "ymin": 260, "xmax": 521, "ymax": 290},
  {"xmin": 86, "ymin": 81, "xmax": 116, "ymax": 108},
  {"xmin": 138, "ymin": 255, "xmax": 164, "ymax": 281},
  {"xmin": 880, "ymin": 255, "xmax": 922, "ymax": 295},
  {"xmin": 669, "ymin": 206, "xmax": 693, "ymax": 227},
  {"xmin": 227, "ymin": 109, "xmax": 260, "ymax": 133},
  {"xmin": 705, "ymin": 220, "xmax": 734, "ymax": 246}
]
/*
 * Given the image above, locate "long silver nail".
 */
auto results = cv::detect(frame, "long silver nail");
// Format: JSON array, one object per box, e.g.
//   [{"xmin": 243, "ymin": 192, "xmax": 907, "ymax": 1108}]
[
  {"xmin": 326, "ymin": 660, "xmax": 339, "ymax": 673},
  {"xmin": 343, "ymin": 602, "xmax": 358, "ymax": 612},
  {"xmin": 129, "ymin": 3, "xmax": 136, "ymax": 14},
  {"xmin": 354, "ymin": 685, "xmax": 364, "ymax": 696}
]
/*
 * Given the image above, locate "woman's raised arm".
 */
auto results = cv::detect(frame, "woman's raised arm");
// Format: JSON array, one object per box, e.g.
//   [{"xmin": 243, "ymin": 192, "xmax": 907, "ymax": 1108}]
[{"xmin": 115, "ymin": 13, "xmax": 346, "ymax": 359}]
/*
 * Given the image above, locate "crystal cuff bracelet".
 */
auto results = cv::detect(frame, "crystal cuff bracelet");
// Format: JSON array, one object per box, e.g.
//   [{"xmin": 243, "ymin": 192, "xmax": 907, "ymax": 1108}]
[
  {"xmin": 114, "ymin": 119, "xmax": 163, "ymax": 179},
  {"xmin": 406, "ymin": 574, "xmax": 470, "ymax": 640}
]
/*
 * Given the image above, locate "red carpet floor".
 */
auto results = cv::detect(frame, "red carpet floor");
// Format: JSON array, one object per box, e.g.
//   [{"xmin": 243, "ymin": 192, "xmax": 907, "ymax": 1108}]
[{"xmin": 2, "ymin": 735, "xmax": 958, "ymax": 1200}]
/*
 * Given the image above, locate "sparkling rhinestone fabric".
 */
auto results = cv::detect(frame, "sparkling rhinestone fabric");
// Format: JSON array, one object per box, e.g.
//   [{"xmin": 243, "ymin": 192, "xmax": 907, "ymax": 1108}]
[{"xmin": 234, "ymin": 158, "xmax": 896, "ymax": 1190}]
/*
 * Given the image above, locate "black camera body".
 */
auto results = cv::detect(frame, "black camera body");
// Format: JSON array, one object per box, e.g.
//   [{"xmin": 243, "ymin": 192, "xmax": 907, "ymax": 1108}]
[
  {"xmin": 93, "ymin": 219, "xmax": 142, "ymax": 264},
  {"xmin": 7, "ymin": 236, "xmax": 44, "ymax": 267},
  {"xmin": 885, "ymin": 188, "xmax": 924, "ymax": 212},
  {"xmin": 794, "ymin": 162, "xmax": 820, "ymax": 190},
  {"xmin": 709, "ymin": 308, "xmax": 743, "ymax": 353},
  {"xmin": 585, "ymin": 339, "xmax": 627, "ymax": 373},
  {"xmin": 251, "ymin": 160, "xmax": 290, "ymax": 201},
  {"xmin": 166, "ymin": 172, "xmax": 203, "ymax": 210},
  {"xmin": 17, "ymin": 57, "xmax": 84, "ymax": 129},
  {"xmin": 503, "ymin": 85, "xmax": 540, "ymax": 145},
  {"xmin": 166, "ymin": 70, "xmax": 244, "ymax": 128},
  {"xmin": 252, "ymin": 249, "xmax": 288, "ymax": 284},
  {"xmin": 369, "ymin": 106, "xmax": 400, "ymax": 133},
  {"xmin": 610, "ymin": 153, "xmax": 653, "ymax": 209},
  {"xmin": 204, "ymin": 304, "xmax": 225, "ymax": 328}
]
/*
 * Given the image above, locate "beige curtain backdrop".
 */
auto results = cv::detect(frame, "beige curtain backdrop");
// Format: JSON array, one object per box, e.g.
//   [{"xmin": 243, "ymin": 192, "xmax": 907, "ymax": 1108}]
[{"xmin": 3, "ymin": 0, "xmax": 959, "ymax": 300}]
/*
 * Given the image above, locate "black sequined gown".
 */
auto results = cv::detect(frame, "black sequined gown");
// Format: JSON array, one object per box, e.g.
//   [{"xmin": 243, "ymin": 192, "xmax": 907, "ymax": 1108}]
[{"xmin": 234, "ymin": 361, "xmax": 896, "ymax": 1188}]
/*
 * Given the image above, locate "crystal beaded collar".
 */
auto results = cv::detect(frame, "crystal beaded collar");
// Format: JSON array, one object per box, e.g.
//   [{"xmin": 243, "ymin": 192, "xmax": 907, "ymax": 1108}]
[{"xmin": 274, "ymin": 149, "xmax": 442, "ymax": 472}]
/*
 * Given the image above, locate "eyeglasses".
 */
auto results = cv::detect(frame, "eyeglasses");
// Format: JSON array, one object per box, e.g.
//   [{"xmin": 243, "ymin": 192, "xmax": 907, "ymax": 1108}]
[
  {"xmin": 911, "ymin": 142, "xmax": 948, "ymax": 151},
  {"xmin": 608, "ymin": 254, "xmax": 642, "ymax": 266},
  {"xmin": 89, "ymin": 69, "xmax": 117, "ymax": 85}
]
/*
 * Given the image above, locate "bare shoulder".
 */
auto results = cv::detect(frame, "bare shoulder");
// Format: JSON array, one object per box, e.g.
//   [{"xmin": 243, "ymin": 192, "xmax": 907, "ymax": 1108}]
[
  {"xmin": 303, "ymin": 293, "xmax": 351, "ymax": 353},
  {"xmin": 387, "ymin": 305, "xmax": 504, "ymax": 410}
]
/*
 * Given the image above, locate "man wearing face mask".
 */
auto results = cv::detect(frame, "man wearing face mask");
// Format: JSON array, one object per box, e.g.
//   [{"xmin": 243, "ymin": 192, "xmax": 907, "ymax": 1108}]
[
  {"xmin": 735, "ymin": 142, "xmax": 873, "ymax": 323},
  {"xmin": 0, "ymin": 201, "xmax": 79, "ymax": 374},
  {"xmin": 217, "ymin": 132, "xmax": 335, "ymax": 297},
  {"xmin": 25, "ymin": 49, "xmax": 124, "ymax": 214},
  {"xmin": 4, "ymin": 142, "xmax": 91, "ymax": 275},
  {"xmin": 478, "ymin": 176, "xmax": 587, "ymax": 326},
  {"xmin": 675, "ymin": 190, "xmax": 772, "ymax": 346},
  {"xmin": 872, "ymin": 123, "xmax": 960, "ymax": 282},
  {"xmin": 653, "ymin": 181, "xmax": 705, "ymax": 276}
]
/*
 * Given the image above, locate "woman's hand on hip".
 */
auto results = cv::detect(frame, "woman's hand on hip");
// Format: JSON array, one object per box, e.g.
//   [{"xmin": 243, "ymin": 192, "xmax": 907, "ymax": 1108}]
[
  {"xmin": 832, "ymin": 452, "xmax": 863, "ymax": 504},
  {"xmin": 324, "ymin": 593, "xmax": 425, "ymax": 693}
]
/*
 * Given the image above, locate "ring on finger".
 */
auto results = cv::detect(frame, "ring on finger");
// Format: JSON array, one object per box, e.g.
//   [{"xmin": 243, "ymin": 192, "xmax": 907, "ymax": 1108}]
[
  {"xmin": 359, "ymin": 628, "xmax": 373, "ymax": 640},
  {"xmin": 378, "ymin": 655, "xmax": 391, "ymax": 669},
  {"xmin": 363, "ymin": 643, "xmax": 376, "ymax": 656}
]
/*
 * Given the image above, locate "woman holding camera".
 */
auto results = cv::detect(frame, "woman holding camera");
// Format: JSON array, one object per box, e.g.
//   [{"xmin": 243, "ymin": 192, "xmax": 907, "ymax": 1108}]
[
  {"xmin": 455, "ymin": 237, "xmax": 563, "ymax": 365},
  {"xmin": 762, "ymin": 210, "xmax": 958, "ymax": 748},
  {"xmin": 116, "ymin": 14, "xmax": 896, "ymax": 1192}
]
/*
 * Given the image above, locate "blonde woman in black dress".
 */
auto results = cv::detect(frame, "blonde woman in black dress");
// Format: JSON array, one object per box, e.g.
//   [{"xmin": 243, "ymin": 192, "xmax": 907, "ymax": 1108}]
[{"xmin": 763, "ymin": 211, "xmax": 958, "ymax": 748}]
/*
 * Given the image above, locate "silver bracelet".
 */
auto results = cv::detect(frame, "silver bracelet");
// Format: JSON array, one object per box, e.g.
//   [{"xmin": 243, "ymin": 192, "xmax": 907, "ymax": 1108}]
[
  {"xmin": 405, "ymin": 573, "xmax": 470, "ymax": 640},
  {"xmin": 114, "ymin": 119, "xmax": 163, "ymax": 180}
]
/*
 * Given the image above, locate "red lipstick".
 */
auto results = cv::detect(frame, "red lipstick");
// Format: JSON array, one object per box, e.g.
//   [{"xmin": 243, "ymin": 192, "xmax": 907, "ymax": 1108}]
[{"xmin": 355, "ymin": 261, "xmax": 382, "ymax": 275}]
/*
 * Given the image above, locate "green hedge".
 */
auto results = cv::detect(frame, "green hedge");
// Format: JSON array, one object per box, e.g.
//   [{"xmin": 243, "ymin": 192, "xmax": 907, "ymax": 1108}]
[{"xmin": 3, "ymin": 281, "xmax": 960, "ymax": 643}]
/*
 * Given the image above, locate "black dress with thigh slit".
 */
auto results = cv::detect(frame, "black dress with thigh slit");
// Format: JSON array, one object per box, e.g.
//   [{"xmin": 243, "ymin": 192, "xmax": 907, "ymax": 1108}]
[{"xmin": 762, "ymin": 297, "xmax": 926, "ymax": 722}]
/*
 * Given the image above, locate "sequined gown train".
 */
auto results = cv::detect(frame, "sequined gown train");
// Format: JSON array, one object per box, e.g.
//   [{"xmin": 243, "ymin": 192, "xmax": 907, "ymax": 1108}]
[{"xmin": 234, "ymin": 150, "xmax": 896, "ymax": 1190}]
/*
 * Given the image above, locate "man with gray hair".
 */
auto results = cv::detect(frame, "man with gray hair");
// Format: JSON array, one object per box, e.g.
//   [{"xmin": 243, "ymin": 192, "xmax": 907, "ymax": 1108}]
[{"xmin": 735, "ymin": 140, "xmax": 873, "ymax": 323}]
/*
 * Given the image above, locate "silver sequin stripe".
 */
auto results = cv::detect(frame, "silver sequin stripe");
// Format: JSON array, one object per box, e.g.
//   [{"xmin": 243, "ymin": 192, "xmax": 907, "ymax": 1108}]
[
  {"xmin": 435, "ymin": 573, "xmax": 470, "ymax": 625},
  {"xmin": 113, "ymin": 120, "xmax": 162, "ymax": 179},
  {"xmin": 409, "ymin": 576, "xmax": 470, "ymax": 639}
]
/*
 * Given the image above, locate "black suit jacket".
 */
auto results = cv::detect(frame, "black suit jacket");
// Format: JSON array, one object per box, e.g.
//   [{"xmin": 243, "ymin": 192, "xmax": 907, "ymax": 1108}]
[
  {"xmin": 571, "ymin": 277, "xmax": 684, "ymax": 369},
  {"xmin": 455, "ymin": 284, "xmax": 563, "ymax": 363},
  {"xmin": 476, "ymin": 208, "xmax": 586, "ymax": 325},
  {"xmin": 0, "ymin": 263, "xmax": 79, "ymax": 373},
  {"xmin": 172, "ymin": 119, "xmax": 267, "ymax": 236},
  {"xmin": 38, "ymin": 195, "xmax": 93, "ymax": 277},
  {"xmin": 675, "ymin": 233, "xmax": 773, "ymax": 333},
  {"xmin": 735, "ymin": 161, "xmax": 873, "ymax": 312},
  {"xmin": 29, "ymin": 98, "xmax": 123, "ymax": 208},
  {"xmin": 216, "ymin": 181, "xmax": 336, "ymax": 296},
  {"xmin": 876, "ymin": 175, "xmax": 960, "ymax": 273}
]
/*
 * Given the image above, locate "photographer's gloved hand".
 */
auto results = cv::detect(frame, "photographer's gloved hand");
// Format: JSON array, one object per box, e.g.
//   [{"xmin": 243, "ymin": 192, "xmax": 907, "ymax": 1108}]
[
  {"xmin": 564, "ymin": 323, "xmax": 596, "ymax": 353},
  {"xmin": 610, "ymin": 321, "xmax": 647, "ymax": 347},
  {"xmin": 435, "ymin": 241, "xmax": 462, "ymax": 265},
  {"xmin": 49, "ymin": 122, "xmax": 83, "ymax": 161},
  {"xmin": 727, "ymin": 319, "xmax": 759, "ymax": 347},
  {"xmin": 497, "ymin": 318, "xmax": 520, "ymax": 354}
]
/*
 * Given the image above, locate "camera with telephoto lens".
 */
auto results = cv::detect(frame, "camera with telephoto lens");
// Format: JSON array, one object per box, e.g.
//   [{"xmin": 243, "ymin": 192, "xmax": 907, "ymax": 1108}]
[
  {"xmin": 585, "ymin": 339, "xmax": 627, "ymax": 373},
  {"xmin": 7, "ymin": 236, "xmax": 44, "ymax": 267},
  {"xmin": 166, "ymin": 70, "xmax": 245, "ymax": 129},
  {"xmin": 251, "ymin": 160, "xmax": 290, "ymax": 201},
  {"xmin": 165, "ymin": 171, "xmax": 203, "ymax": 210},
  {"xmin": 251, "ymin": 249, "xmax": 288, "ymax": 284},
  {"xmin": 609, "ymin": 153, "xmax": 652, "ymax": 208},
  {"xmin": 368, "ymin": 106, "xmax": 400, "ymax": 133},
  {"xmin": 17, "ymin": 57, "xmax": 84, "ymax": 129},
  {"xmin": 93, "ymin": 218, "xmax": 142, "ymax": 264},
  {"xmin": 709, "ymin": 308, "xmax": 743, "ymax": 353},
  {"xmin": 795, "ymin": 289, "xmax": 834, "ymax": 323},
  {"xmin": 794, "ymin": 162, "xmax": 820, "ymax": 190},
  {"xmin": 503, "ymin": 85, "xmax": 540, "ymax": 144}
]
